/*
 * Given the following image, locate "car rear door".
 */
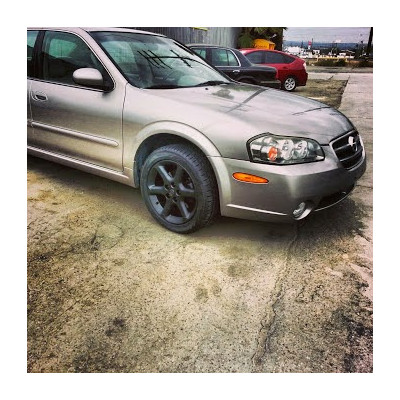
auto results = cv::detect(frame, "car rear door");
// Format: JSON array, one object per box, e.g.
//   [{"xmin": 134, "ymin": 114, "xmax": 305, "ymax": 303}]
[
  {"xmin": 264, "ymin": 51, "xmax": 290, "ymax": 82},
  {"xmin": 29, "ymin": 29, "xmax": 125, "ymax": 171},
  {"xmin": 209, "ymin": 48, "xmax": 241, "ymax": 80}
]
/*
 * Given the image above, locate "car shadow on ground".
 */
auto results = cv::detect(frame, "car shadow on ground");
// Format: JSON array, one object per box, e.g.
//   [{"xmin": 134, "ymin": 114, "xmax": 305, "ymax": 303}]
[
  {"xmin": 28, "ymin": 155, "xmax": 366, "ymax": 246},
  {"xmin": 195, "ymin": 197, "xmax": 366, "ymax": 250}
]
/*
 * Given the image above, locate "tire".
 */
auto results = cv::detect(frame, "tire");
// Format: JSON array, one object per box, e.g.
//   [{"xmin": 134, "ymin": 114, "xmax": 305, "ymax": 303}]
[
  {"xmin": 283, "ymin": 76, "xmax": 297, "ymax": 91},
  {"xmin": 140, "ymin": 144, "xmax": 219, "ymax": 233}
]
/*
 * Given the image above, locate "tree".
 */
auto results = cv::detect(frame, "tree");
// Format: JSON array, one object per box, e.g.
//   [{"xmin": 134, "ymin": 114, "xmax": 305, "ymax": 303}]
[{"xmin": 237, "ymin": 27, "xmax": 287, "ymax": 50}]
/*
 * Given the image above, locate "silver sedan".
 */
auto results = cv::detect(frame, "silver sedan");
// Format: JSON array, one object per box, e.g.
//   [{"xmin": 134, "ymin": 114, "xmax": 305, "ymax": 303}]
[{"xmin": 27, "ymin": 28, "xmax": 366, "ymax": 233}]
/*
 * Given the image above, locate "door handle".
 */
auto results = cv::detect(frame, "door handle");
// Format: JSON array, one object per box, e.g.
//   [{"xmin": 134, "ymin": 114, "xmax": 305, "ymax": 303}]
[
  {"xmin": 232, "ymin": 70, "xmax": 240, "ymax": 74},
  {"xmin": 32, "ymin": 91, "xmax": 48, "ymax": 102}
]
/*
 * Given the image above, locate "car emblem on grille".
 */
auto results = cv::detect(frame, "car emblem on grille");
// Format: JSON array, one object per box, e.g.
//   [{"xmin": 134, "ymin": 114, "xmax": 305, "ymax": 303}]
[{"xmin": 348, "ymin": 136, "xmax": 358, "ymax": 152}]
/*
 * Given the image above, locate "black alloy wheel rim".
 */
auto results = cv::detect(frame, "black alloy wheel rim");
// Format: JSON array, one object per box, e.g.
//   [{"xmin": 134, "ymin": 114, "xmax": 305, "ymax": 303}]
[{"xmin": 146, "ymin": 161, "xmax": 197, "ymax": 224}]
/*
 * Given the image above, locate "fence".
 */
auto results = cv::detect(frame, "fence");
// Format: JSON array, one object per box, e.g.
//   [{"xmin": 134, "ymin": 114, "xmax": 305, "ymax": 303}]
[{"xmin": 131, "ymin": 27, "xmax": 241, "ymax": 48}]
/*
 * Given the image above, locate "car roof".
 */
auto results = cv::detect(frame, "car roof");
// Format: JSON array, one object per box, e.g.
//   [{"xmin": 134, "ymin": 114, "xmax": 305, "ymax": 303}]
[
  {"xmin": 240, "ymin": 48, "xmax": 294, "ymax": 56},
  {"xmin": 188, "ymin": 44, "xmax": 231, "ymax": 49},
  {"xmin": 240, "ymin": 48, "xmax": 298, "ymax": 60},
  {"xmin": 240, "ymin": 48, "xmax": 279, "ymax": 52},
  {"xmin": 84, "ymin": 27, "xmax": 163, "ymax": 36},
  {"xmin": 27, "ymin": 27, "xmax": 164, "ymax": 37},
  {"xmin": 187, "ymin": 44, "xmax": 245, "ymax": 56}
]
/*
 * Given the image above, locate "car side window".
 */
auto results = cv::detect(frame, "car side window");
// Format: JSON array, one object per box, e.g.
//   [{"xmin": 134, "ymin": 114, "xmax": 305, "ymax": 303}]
[
  {"xmin": 265, "ymin": 52, "xmax": 285, "ymax": 64},
  {"xmin": 211, "ymin": 49, "xmax": 228, "ymax": 66},
  {"xmin": 192, "ymin": 48, "xmax": 207, "ymax": 59},
  {"xmin": 245, "ymin": 51, "xmax": 264, "ymax": 64},
  {"xmin": 283, "ymin": 54, "xmax": 295, "ymax": 64},
  {"xmin": 227, "ymin": 50, "xmax": 239, "ymax": 67},
  {"xmin": 40, "ymin": 31, "xmax": 108, "ymax": 86},
  {"xmin": 27, "ymin": 30, "xmax": 39, "ymax": 78},
  {"xmin": 211, "ymin": 49, "xmax": 239, "ymax": 67}
]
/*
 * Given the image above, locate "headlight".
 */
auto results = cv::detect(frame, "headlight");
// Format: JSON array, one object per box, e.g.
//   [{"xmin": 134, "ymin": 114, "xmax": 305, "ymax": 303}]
[{"xmin": 248, "ymin": 134, "xmax": 324, "ymax": 165}]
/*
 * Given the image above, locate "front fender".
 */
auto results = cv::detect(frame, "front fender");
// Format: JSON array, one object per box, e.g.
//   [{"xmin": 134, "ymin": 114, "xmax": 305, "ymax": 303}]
[{"xmin": 125, "ymin": 121, "xmax": 222, "ymax": 187}]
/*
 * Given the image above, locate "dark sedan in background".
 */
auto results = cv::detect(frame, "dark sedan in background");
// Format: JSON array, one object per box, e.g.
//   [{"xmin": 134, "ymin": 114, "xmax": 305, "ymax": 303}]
[{"xmin": 188, "ymin": 44, "xmax": 281, "ymax": 89}]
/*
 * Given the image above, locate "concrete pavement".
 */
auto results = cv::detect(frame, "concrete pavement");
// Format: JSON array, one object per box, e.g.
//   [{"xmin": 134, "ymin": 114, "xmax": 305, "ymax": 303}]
[
  {"xmin": 308, "ymin": 66, "xmax": 373, "ymax": 81},
  {"xmin": 307, "ymin": 70, "xmax": 373, "ymax": 300},
  {"xmin": 340, "ymin": 72, "xmax": 373, "ymax": 207},
  {"xmin": 340, "ymin": 73, "xmax": 373, "ymax": 299},
  {"xmin": 308, "ymin": 72, "xmax": 351, "ymax": 81}
]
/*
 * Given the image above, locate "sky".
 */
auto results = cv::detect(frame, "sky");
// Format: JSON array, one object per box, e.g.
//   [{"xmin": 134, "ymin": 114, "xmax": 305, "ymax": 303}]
[{"xmin": 284, "ymin": 27, "xmax": 371, "ymax": 43}]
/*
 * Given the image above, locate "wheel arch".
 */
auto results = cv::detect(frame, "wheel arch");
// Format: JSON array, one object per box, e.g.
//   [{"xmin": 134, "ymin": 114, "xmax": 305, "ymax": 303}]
[{"xmin": 130, "ymin": 122, "xmax": 221, "ymax": 188}]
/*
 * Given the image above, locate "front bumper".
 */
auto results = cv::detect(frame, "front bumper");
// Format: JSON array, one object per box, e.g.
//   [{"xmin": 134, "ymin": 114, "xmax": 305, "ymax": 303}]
[
  {"xmin": 297, "ymin": 71, "xmax": 308, "ymax": 87},
  {"xmin": 208, "ymin": 143, "xmax": 366, "ymax": 223}
]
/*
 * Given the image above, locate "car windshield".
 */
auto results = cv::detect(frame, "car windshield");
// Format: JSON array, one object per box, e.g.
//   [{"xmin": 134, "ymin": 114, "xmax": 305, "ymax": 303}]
[{"xmin": 90, "ymin": 31, "xmax": 230, "ymax": 89}]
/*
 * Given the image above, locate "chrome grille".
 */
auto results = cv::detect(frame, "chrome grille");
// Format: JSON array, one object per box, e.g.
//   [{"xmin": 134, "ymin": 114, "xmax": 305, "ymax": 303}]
[{"xmin": 331, "ymin": 131, "xmax": 363, "ymax": 169}]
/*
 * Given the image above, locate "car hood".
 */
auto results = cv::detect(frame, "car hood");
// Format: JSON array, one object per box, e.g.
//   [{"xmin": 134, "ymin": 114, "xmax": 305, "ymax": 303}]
[{"xmin": 130, "ymin": 82, "xmax": 354, "ymax": 159}]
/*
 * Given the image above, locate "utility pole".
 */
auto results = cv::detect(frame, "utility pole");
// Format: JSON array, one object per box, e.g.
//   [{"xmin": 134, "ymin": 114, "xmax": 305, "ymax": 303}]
[{"xmin": 366, "ymin": 27, "xmax": 373, "ymax": 59}]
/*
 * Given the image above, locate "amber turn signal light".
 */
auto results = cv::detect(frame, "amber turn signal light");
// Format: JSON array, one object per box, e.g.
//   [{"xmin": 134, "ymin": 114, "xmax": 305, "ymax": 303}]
[{"xmin": 233, "ymin": 172, "xmax": 269, "ymax": 184}]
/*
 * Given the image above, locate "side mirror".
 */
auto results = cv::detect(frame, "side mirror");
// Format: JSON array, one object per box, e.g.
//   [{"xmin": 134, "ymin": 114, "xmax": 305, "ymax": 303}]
[{"xmin": 72, "ymin": 68, "xmax": 106, "ymax": 89}]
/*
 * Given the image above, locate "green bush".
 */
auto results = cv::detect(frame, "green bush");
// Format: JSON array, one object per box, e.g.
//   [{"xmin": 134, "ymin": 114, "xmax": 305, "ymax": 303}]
[
  {"xmin": 356, "ymin": 59, "xmax": 373, "ymax": 68},
  {"xmin": 237, "ymin": 32, "xmax": 254, "ymax": 48},
  {"xmin": 315, "ymin": 58, "xmax": 347, "ymax": 67},
  {"xmin": 314, "ymin": 58, "xmax": 373, "ymax": 68},
  {"xmin": 315, "ymin": 59, "xmax": 336, "ymax": 67},
  {"xmin": 335, "ymin": 58, "xmax": 347, "ymax": 67}
]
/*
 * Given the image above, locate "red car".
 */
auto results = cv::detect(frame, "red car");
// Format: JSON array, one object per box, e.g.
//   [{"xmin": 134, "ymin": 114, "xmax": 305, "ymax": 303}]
[{"xmin": 240, "ymin": 48, "xmax": 308, "ymax": 91}]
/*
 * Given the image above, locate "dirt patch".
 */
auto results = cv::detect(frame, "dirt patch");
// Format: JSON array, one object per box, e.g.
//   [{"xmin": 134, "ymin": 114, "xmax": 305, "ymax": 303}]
[
  {"xmin": 27, "ymin": 75, "xmax": 372, "ymax": 373},
  {"xmin": 296, "ymin": 79, "xmax": 348, "ymax": 109}
]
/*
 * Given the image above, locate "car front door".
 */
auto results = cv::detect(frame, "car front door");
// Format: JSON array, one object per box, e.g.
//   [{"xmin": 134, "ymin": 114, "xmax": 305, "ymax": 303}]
[
  {"xmin": 29, "ymin": 30, "xmax": 125, "ymax": 171},
  {"xmin": 244, "ymin": 50, "xmax": 265, "ymax": 65},
  {"xmin": 27, "ymin": 30, "xmax": 39, "ymax": 142}
]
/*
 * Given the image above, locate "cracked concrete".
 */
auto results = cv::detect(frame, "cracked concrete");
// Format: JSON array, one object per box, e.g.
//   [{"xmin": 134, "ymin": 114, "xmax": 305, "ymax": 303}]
[
  {"xmin": 27, "ymin": 70, "xmax": 373, "ymax": 373},
  {"xmin": 251, "ymin": 225, "xmax": 299, "ymax": 371}
]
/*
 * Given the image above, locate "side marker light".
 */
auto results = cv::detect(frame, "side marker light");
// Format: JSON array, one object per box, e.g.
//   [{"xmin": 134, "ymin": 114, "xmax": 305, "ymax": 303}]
[{"xmin": 233, "ymin": 172, "xmax": 269, "ymax": 184}]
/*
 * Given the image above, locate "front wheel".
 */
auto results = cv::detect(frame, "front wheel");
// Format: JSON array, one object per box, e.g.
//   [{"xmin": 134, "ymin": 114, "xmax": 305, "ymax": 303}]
[
  {"xmin": 140, "ymin": 144, "xmax": 219, "ymax": 233},
  {"xmin": 283, "ymin": 76, "xmax": 297, "ymax": 91}
]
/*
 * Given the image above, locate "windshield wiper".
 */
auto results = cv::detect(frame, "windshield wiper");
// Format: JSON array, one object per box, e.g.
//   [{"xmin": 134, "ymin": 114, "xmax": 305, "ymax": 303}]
[
  {"xmin": 195, "ymin": 80, "xmax": 229, "ymax": 87},
  {"xmin": 145, "ymin": 80, "xmax": 229, "ymax": 89},
  {"xmin": 145, "ymin": 84, "xmax": 181, "ymax": 89}
]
